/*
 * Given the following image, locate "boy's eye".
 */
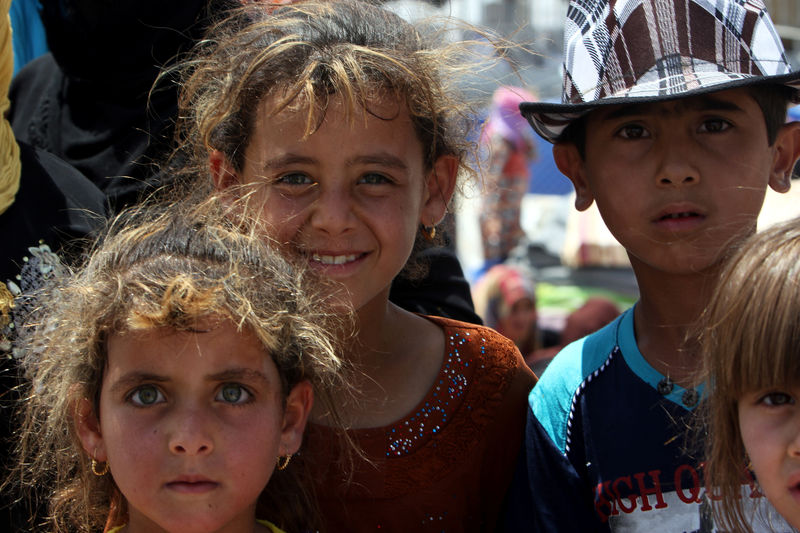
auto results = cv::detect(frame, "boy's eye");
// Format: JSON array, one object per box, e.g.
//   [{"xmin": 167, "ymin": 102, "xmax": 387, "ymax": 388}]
[
  {"xmin": 129, "ymin": 385, "xmax": 165, "ymax": 406},
  {"xmin": 759, "ymin": 391, "xmax": 795, "ymax": 407},
  {"xmin": 276, "ymin": 172, "xmax": 313, "ymax": 186},
  {"xmin": 216, "ymin": 383, "xmax": 251, "ymax": 404},
  {"xmin": 359, "ymin": 172, "xmax": 391, "ymax": 185},
  {"xmin": 698, "ymin": 118, "xmax": 732, "ymax": 133},
  {"xmin": 616, "ymin": 124, "xmax": 650, "ymax": 139}
]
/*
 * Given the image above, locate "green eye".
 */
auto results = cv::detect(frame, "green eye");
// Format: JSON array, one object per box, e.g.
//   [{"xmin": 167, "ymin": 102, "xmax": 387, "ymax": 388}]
[
  {"xmin": 217, "ymin": 383, "xmax": 250, "ymax": 404},
  {"xmin": 359, "ymin": 172, "xmax": 391, "ymax": 185},
  {"xmin": 277, "ymin": 172, "xmax": 313, "ymax": 185},
  {"xmin": 130, "ymin": 385, "xmax": 164, "ymax": 406}
]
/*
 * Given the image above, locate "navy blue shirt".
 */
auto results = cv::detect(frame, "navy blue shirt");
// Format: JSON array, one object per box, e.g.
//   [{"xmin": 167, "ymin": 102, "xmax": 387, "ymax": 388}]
[{"xmin": 503, "ymin": 307, "xmax": 714, "ymax": 532}]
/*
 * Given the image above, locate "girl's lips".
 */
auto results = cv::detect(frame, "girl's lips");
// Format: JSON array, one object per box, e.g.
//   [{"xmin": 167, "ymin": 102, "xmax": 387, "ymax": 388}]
[
  {"xmin": 307, "ymin": 251, "xmax": 368, "ymax": 275},
  {"xmin": 166, "ymin": 479, "xmax": 219, "ymax": 494},
  {"xmin": 311, "ymin": 252, "xmax": 360, "ymax": 265},
  {"xmin": 787, "ymin": 472, "xmax": 800, "ymax": 500},
  {"xmin": 789, "ymin": 482, "xmax": 800, "ymax": 505}
]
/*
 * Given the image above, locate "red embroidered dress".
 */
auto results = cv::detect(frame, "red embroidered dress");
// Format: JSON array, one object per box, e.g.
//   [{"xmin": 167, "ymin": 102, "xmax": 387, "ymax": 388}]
[{"xmin": 305, "ymin": 316, "xmax": 536, "ymax": 532}]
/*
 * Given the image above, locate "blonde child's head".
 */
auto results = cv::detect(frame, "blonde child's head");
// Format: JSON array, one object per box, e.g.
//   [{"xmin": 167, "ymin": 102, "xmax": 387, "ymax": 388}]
[
  {"xmin": 9, "ymin": 199, "xmax": 351, "ymax": 532},
  {"xmin": 700, "ymin": 217, "xmax": 800, "ymax": 532}
]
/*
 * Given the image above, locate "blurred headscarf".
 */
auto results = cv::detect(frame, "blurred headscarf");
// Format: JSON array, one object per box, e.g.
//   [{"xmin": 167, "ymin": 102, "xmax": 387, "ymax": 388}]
[
  {"xmin": 473, "ymin": 264, "xmax": 536, "ymax": 330},
  {"xmin": 482, "ymin": 86, "xmax": 537, "ymax": 153}
]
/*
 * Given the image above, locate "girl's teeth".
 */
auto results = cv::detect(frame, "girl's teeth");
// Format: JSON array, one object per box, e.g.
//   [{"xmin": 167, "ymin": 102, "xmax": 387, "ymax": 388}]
[{"xmin": 312, "ymin": 253, "xmax": 357, "ymax": 265}]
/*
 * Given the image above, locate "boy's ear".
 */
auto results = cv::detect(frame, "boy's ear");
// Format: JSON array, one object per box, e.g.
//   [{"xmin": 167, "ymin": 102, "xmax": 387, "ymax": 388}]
[
  {"xmin": 209, "ymin": 150, "xmax": 240, "ymax": 191},
  {"xmin": 74, "ymin": 397, "xmax": 107, "ymax": 463},
  {"xmin": 420, "ymin": 155, "xmax": 458, "ymax": 226},
  {"xmin": 553, "ymin": 142, "xmax": 594, "ymax": 211},
  {"xmin": 279, "ymin": 380, "xmax": 313, "ymax": 456},
  {"xmin": 768, "ymin": 121, "xmax": 800, "ymax": 194}
]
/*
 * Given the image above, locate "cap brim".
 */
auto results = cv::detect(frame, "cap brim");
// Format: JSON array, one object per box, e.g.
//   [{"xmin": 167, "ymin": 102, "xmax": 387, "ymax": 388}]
[{"xmin": 520, "ymin": 70, "xmax": 800, "ymax": 144}]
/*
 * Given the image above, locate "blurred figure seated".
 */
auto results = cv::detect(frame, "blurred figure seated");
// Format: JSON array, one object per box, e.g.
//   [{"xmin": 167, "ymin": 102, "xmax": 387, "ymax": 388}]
[
  {"xmin": 472, "ymin": 264, "xmax": 558, "ymax": 364},
  {"xmin": 527, "ymin": 297, "xmax": 621, "ymax": 376}
]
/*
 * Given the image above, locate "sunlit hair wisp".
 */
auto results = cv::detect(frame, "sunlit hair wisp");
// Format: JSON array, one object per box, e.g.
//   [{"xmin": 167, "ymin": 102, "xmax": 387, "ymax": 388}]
[
  {"xmin": 7, "ymin": 198, "xmax": 353, "ymax": 532},
  {"xmin": 698, "ymin": 216, "xmax": 800, "ymax": 533}
]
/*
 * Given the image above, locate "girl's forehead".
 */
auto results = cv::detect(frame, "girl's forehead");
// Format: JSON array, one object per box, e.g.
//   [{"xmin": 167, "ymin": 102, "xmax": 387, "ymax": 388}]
[
  {"xmin": 105, "ymin": 321, "xmax": 274, "ymax": 374},
  {"xmin": 249, "ymin": 93, "xmax": 421, "ymax": 154},
  {"xmin": 260, "ymin": 89, "xmax": 407, "ymax": 123},
  {"xmin": 731, "ymin": 363, "xmax": 800, "ymax": 395}
]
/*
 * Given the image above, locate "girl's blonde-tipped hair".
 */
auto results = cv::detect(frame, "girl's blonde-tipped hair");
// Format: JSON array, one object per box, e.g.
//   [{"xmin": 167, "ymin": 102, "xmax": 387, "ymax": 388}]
[
  {"xmin": 699, "ymin": 216, "xmax": 800, "ymax": 533},
  {"xmin": 167, "ymin": 0, "xmax": 520, "ymax": 280},
  {"xmin": 171, "ymin": 0, "xmax": 510, "ymax": 197},
  {"xmin": 7, "ymin": 198, "xmax": 352, "ymax": 532}
]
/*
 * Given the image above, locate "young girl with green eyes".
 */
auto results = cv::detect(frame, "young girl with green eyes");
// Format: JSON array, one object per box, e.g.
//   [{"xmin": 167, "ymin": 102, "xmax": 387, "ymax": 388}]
[
  {"xmin": 173, "ymin": 0, "xmax": 536, "ymax": 530},
  {"xmin": 6, "ymin": 199, "xmax": 351, "ymax": 533},
  {"xmin": 700, "ymin": 217, "xmax": 800, "ymax": 532}
]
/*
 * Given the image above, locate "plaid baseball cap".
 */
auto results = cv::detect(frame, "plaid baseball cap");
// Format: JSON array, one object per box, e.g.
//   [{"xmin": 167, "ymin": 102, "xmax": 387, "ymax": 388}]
[{"xmin": 521, "ymin": 0, "xmax": 800, "ymax": 143}]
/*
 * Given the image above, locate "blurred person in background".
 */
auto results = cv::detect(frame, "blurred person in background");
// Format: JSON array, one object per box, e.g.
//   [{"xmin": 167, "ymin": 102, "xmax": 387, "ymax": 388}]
[
  {"xmin": 473, "ymin": 264, "xmax": 556, "ymax": 364},
  {"xmin": 479, "ymin": 86, "xmax": 537, "ymax": 272},
  {"xmin": 527, "ymin": 297, "xmax": 621, "ymax": 376},
  {"xmin": 7, "ymin": 0, "xmax": 237, "ymax": 212}
]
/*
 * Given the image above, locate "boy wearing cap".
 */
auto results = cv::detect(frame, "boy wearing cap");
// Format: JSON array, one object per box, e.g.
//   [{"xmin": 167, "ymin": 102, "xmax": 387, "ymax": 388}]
[{"xmin": 503, "ymin": 0, "xmax": 800, "ymax": 531}]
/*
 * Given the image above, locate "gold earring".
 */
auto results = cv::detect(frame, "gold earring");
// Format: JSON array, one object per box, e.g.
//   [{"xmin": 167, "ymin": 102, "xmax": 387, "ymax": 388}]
[
  {"xmin": 91, "ymin": 459, "xmax": 109, "ymax": 476},
  {"xmin": 276, "ymin": 454, "xmax": 292, "ymax": 471},
  {"xmin": 422, "ymin": 225, "xmax": 436, "ymax": 241}
]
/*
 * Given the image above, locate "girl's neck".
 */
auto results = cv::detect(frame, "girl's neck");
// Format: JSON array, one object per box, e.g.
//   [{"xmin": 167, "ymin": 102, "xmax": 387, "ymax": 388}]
[
  {"xmin": 328, "ymin": 293, "xmax": 446, "ymax": 429},
  {"xmin": 350, "ymin": 288, "xmax": 397, "ymax": 362}
]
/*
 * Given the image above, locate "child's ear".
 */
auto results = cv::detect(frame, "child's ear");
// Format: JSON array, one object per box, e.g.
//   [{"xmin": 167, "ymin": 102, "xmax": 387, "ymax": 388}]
[
  {"xmin": 209, "ymin": 150, "xmax": 240, "ymax": 191},
  {"xmin": 74, "ymin": 397, "xmax": 107, "ymax": 463},
  {"xmin": 420, "ymin": 155, "xmax": 458, "ymax": 226},
  {"xmin": 768, "ymin": 121, "xmax": 800, "ymax": 193},
  {"xmin": 278, "ymin": 380, "xmax": 313, "ymax": 456},
  {"xmin": 553, "ymin": 142, "xmax": 594, "ymax": 211}
]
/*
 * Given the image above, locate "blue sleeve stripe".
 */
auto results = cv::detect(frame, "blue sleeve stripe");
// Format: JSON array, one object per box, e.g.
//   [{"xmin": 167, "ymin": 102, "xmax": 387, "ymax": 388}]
[{"xmin": 528, "ymin": 310, "xmax": 630, "ymax": 454}]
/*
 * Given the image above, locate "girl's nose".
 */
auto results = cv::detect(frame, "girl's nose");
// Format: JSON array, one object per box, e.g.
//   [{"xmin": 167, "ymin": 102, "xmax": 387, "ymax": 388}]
[
  {"xmin": 309, "ymin": 187, "xmax": 356, "ymax": 235},
  {"xmin": 168, "ymin": 411, "xmax": 214, "ymax": 456}
]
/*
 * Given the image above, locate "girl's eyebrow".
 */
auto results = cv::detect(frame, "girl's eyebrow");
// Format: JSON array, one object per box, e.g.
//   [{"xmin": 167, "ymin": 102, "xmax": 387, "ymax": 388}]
[
  {"xmin": 262, "ymin": 154, "xmax": 315, "ymax": 171},
  {"xmin": 207, "ymin": 368, "xmax": 271, "ymax": 384},
  {"xmin": 108, "ymin": 368, "xmax": 270, "ymax": 394},
  {"xmin": 346, "ymin": 153, "xmax": 408, "ymax": 170},
  {"xmin": 260, "ymin": 152, "xmax": 408, "ymax": 171},
  {"xmin": 109, "ymin": 372, "xmax": 169, "ymax": 394}
]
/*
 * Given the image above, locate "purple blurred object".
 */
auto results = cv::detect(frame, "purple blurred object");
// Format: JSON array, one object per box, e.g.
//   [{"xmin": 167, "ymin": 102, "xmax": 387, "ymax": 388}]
[{"xmin": 482, "ymin": 86, "xmax": 537, "ymax": 152}]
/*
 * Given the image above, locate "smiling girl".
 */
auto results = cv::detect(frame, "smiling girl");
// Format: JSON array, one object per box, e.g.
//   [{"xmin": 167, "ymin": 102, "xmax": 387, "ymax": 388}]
[
  {"xmin": 701, "ymin": 216, "xmax": 800, "ymax": 532},
  {"xmin": 7, "ymin": 200, "xmax": 350, "ymax": 533},
  {"xmin": 173, "ymin": 1, "xmax": 536, "ymax": 530}
]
